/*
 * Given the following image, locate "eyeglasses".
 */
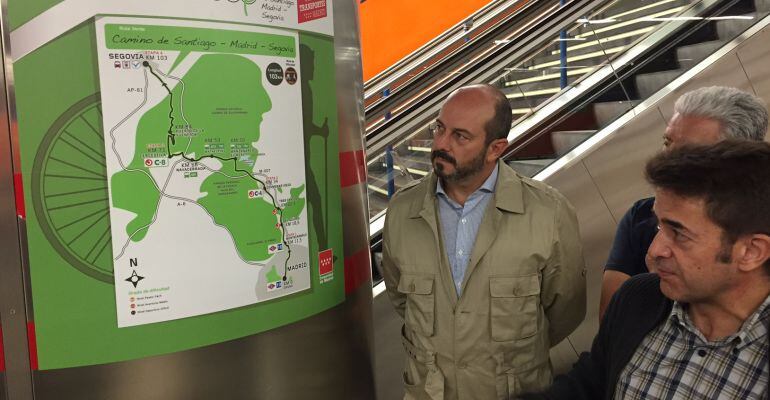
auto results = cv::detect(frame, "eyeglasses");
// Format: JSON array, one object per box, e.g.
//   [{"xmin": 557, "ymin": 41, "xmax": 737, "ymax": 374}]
[{"xmin": 428, "ymin": 121, "xmax": 472, "ymax": 144}]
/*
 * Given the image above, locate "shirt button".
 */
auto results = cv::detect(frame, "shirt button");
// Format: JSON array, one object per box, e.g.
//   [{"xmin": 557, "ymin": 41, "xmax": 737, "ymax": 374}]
[
  {"xmin": 697, "ymin": 349, "xmax": 707, "ymax": 357},
  {"xmin": 461, "ymin": 218, "xmax": 467, "ymax": 224},
  {"xmin": 458, "ymin": 249, "xmax": 464, "ymax": 255}
]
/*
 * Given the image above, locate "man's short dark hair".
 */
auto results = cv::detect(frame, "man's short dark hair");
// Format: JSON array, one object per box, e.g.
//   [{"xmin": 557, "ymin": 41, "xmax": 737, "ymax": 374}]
[
  {"xmin": 645, "ymin": 140, "xmax": 770, "ymax": 273},
  {"xmin": 478, "ymin": 84, "xmax": 512, "ymax": 145}
]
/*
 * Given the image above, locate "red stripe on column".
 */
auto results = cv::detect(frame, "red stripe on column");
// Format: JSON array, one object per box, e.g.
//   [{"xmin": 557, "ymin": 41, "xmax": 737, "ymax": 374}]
[
  {"xmin": 27, "ymin": 322, "xmax": 38, "ymax": 371},
  {"xmin": 13, "ymin": 173, "xmax": 25, "ymax": 218},
  {"xmin": 0, "ymin": 325, "xmax": 5, "ymax": 372},
  {"xmin": 339, "ymin": 150, "xmax": 367, "ymax": 188},
  {"xmin": 344, "ymin": 248, "xmax": 372, "ymax": 294}
]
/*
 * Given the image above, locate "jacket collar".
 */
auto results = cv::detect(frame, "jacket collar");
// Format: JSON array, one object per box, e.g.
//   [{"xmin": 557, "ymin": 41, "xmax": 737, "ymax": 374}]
[{"xmin": 407, "ymin": 159, "xmax": 524, "ymax": 219}]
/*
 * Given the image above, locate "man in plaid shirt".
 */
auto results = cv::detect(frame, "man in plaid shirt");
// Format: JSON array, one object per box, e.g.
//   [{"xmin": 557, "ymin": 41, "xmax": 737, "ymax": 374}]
[{"xmin": 522, "ymin": 140, "xmax": 770, "ymax": 400}]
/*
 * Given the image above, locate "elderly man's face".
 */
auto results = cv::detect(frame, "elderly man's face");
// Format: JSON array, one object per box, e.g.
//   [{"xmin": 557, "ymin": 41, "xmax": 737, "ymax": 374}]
[
  {"xmin": 647, "ymin": 189, "xmax": 738, "ymax": 303},
  {"xmin": 663, "ymin": 112, "xmax": 723, "ymax": 150}
]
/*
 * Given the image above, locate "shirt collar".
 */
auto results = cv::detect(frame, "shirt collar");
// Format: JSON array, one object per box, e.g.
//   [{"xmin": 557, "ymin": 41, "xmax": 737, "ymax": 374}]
[
  {"xmin": 669, "ymin": 294, "xmax": 770, "ymax": 348},
  {"xmin": 436, "ymin": 163, "xmax": 499, "ymax": 198}
]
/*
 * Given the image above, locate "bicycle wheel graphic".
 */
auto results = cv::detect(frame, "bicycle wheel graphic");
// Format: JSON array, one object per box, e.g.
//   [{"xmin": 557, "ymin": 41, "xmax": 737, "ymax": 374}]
[{"xmin": 32, "ymin": 93, "xmax": 114, "ymax": 283}]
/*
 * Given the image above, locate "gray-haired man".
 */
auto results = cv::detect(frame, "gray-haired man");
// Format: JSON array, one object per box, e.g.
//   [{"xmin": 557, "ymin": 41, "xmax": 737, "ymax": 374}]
[{"xmin": 599, "ymin": 86, "xmax": 768, "ymax": 318}]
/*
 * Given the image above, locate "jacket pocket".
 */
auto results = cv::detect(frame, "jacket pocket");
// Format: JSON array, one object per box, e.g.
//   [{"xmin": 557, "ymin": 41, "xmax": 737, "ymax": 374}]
[
  {"xmin": 398, "ymin": 274, "xmax": 435, "ymax": 336},
  {"xmin": 489, "ymin": 274, "xmax": 540, "ymax": 342},
  {"xmin": 402, "ymin": 332, "xmax": 445, "ymax": 400},
  {"xmin": 494, "ymin": 353, "xmax": 550, "ymax": 399}
]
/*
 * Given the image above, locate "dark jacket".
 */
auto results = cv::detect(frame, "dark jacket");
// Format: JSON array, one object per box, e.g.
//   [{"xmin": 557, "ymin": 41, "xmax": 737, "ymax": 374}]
[
  {"xmin": 522, "ymin": 274, "xmax": 671, "ymax": 400},
  {"xmin": 521, "ymin": 273, "xmax": 770, "ymax": 400}
]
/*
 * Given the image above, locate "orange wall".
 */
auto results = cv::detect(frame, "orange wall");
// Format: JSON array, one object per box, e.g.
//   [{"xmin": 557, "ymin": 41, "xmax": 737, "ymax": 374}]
[{"xmin": 359, "ymin": 0, "xmax": 492, "ymax": 81}]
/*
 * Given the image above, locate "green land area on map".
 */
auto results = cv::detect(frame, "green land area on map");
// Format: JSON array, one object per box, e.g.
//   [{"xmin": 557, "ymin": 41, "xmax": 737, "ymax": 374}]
[{"xmin": 111, "ymin": 52, "xmax": 305, "ymax": 262}]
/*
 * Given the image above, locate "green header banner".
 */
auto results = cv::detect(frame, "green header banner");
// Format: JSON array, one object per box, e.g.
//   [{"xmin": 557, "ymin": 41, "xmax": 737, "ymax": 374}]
[{"xmin": 104, "ymin": 24, "xmax": 296, "ymax": 57}]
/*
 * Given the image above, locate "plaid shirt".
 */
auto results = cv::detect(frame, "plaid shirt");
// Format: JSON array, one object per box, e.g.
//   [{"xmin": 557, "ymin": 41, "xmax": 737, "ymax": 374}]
[{"xmin": 615, "ymin": 295, "xmax": 770, "ymax": 400}]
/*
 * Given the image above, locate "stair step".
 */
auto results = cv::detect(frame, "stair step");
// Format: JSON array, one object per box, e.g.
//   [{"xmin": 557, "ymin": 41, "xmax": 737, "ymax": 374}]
[
  {"xmin": 507, "ymin": 96, "xmax": 551, "ymax": 113},
  {"xmin": 507, "ymin": 158, "xmax": 556, "ymax": 177},
  {"xmin": 551, "ymin": 130, "xmax": 597, "ymax": 156},
  {"xmin": 593, "ymin": 100, "xmax": 640, "ymax": 127},
  {"xmin": 755, "ymin": 0, "xmax": 770, "ymax": 12},
  {"xmin": 676, "ymin": 40, "xmax": 725, "ymax": 69},
  {"xmin": 715, "ymin": 14, "xmax": 757, "ymax": 40},
  {"xmin": 634, "ymin": 69, "xmax": 683, "ymax": 99}
]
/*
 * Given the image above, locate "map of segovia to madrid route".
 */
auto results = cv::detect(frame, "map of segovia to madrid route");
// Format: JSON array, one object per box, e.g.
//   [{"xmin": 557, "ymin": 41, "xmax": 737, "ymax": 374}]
[{"xmin": 95, "ymin": 17, "xmax": 310, "ymax": 327}]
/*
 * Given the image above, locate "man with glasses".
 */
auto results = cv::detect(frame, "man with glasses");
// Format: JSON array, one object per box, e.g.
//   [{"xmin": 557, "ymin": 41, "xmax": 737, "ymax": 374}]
[{"xmin": 381, "ymin": 84, "xmax": 586, "ymax": 399}]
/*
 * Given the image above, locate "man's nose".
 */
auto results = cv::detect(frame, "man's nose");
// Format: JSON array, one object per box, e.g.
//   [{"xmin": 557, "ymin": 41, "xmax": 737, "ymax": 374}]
[
  {"xmin": 432, "ymin": 131, "xmax": 450, "ymax": 151},
  {"xmin": 648, "ymin": 231, "xmax": 672, "ymax": 260}
]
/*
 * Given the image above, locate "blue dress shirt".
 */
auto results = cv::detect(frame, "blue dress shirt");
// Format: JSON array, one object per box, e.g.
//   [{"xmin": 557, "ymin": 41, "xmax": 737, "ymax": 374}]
[{"xmin": 436, "ymin": 165, "xmax": 498, "ymax": 295}]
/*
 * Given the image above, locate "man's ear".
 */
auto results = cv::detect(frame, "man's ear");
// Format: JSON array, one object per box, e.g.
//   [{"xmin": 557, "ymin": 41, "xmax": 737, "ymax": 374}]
[
  {"xmin": 487, "ymin": 138, "xmax": 508, "ymax": 161},
  {"xmin": 736, "ymin": 234, "xmax": 770, "ymax": 273}
]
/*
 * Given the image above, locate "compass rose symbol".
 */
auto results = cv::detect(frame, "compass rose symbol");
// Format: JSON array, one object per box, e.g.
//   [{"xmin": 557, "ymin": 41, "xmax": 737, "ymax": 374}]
[{"xmin": 125, "ymin": 270, "xmax": 145, "ymax": 288}]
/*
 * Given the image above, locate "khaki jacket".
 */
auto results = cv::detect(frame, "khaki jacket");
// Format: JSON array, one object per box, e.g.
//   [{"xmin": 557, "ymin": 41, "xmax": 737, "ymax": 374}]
[{"xmin": 382, "ymin": 161, "xmax": 586, "ymax": 400}]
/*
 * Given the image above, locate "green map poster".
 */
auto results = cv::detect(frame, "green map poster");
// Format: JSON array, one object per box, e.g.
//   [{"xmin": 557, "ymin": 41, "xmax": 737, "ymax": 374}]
[
  {"xmin": 96, "ymin": 17, "xmax": 313, "ymax": 328},
  {"xmin": 12, "ymin": 7, "xmax": 343, "ymax": 368}
]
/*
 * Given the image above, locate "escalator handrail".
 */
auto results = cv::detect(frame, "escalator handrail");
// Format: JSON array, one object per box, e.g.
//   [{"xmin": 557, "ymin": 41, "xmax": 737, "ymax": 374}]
[
  {"xmin": 364, "ymin": 0, "xmax": 610, "ymax": 157},
  {"xmin": 501, "ymin": 0, "xmax": 728, "ymax": 155},
  {"xmin": 531, "ymin": 9, "xmax": 770, "ymax": 184},
  {"xmin": 367, "ymin": 0, "xmax": 740, "ymax": 240},
  {"xmin": 364, "ymin": 0, "xmax": 602, "ymax": 139}
]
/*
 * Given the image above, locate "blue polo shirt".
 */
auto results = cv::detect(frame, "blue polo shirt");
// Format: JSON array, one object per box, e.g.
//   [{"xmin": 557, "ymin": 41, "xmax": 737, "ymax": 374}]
[{"xmin": 605, "ymin": 197, "xmax": 658, "ymax": 276}]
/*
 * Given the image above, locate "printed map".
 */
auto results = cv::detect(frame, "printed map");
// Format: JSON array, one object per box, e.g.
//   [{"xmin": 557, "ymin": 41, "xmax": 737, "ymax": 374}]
[{"xmin": 95, "ymin": 17, "xmax": 309, "ymax": 327}]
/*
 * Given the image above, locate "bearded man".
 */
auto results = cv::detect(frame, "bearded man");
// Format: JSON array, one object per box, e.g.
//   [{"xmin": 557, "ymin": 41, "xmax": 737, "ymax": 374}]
[{"xmin": 381, "ymin": 84, "xmax": 587, "ymax": 400}]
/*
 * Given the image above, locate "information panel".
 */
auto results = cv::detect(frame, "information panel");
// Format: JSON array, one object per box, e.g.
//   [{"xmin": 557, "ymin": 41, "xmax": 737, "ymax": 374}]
[
  {"xmin": 11, "ymin": 1, "xmax": 343, "ymax": 369},
  {"xmin": 96, "ymin": 17, "xmax": 310, "ymax": 327}
]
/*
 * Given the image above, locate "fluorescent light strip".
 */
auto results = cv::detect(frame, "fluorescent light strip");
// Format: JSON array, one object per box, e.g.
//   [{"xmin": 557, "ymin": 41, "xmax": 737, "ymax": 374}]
[
  {"xmin": 368, "ymin": 185, "xmax": 389, "ymax": 196},
  {"xmin": 391, "ymin": 165, "xmax": 429, "ymax": 176},
  {"xmin": 553, "ymin": 37, "xmax": 587, "ymax": 42},
  {"xmin": 577, "ymin": 18, "xmax": 617, "ymax": 24},
  {"xmin": 408, "ymin": 146, "xmax": 432, "ymax": 152},
  {"xmin": 551, "ymin": 27, "xmax": 655, "ymax": 54},
  {"xmin": 707, "ymin": 15, "xmax": 754, "ymax": 20},
  {"xmin": 512, "ymin": 108, "xmax": 533, "ymax": 115},
  {"xmin": 373, "ymin": 282, "xmax": 387, "ymax": 297},
  {"xmin": 609, "ymin": 0, "xmax": 680, "ymax": 20},
  {"xmin": 642, "ymin": 16, "xmax": 702, "ymax": 21},
  {"xmin": 575, "ymin": 7, "xmax": 685, "ymax": 38},
  {"xmin": 528, "ymin": 46, "xmax": 625, "ymax": 70},
  {"xmin": 505, "ymin": 67, "xmax": 594, "ymax": 86},
  {"xmin": 643, "ymin": 15, "xmax": 755, "ymax": 21},
  {"xmin": 506, "ymin": 87, "xmax": 561, "ymax": 99}
]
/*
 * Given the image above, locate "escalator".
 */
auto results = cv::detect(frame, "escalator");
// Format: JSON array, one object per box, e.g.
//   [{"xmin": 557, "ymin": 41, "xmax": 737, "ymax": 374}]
[{"xmin": 366, "ymin": 0, "xmax": 770, "ymax": 398}]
